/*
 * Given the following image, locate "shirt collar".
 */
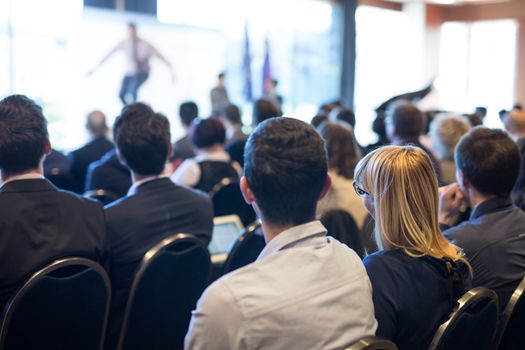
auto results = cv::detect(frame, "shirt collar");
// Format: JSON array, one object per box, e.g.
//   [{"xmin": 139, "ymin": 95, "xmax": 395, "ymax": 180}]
[
  {"xmin": 470, "ymin": 196, "xmax": 513, "ymax": 220},
  {"xmin": 257, "ymin": 221, "xmax": 327, "ymax": 260},
  {"xmin": 195, "ymin": 149, "xmax": 231, "ymax": 163},
  {"xmin": 1, "ymin": 172, "xmax": 44, "ymax": 187},
  {"xmin": 127, "ymin": 175, "xmax": 162, "ymax": 196}
]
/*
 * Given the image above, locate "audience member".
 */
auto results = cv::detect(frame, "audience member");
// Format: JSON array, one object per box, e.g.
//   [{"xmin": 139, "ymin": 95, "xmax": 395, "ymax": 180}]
[
  {"xmin": 355, "ymin": 145, "xmax": 470, "ymax": 350},
  {"xmin": 210, "ymin": 72, "xmax": 230, "ymax": 113},
  {"xmin": 226, "ymin": 98, "xmax": 281, "ymax": 167},
  {"xmin": 85, "ymin": 148, "xmax": 132, "ymax": 199},
  {"xmin": 310, "ymin": 114, "xmax": 328, "ymax": 128},
  {"xmin": 364, "ymin": 113, "xmax": 389, "ymax": 154},
  {"xmin": 69, "ymin": 110, "xmax": 113, "ymax": 193},
  {"xmin": 219, "ymin": 104, "xmax": 247, "ymax": 146},
  {"xmin": 104, "ymin": 103, "xmax": 213, "ymax": 348},
  {"xmin": 0, "ymin": 95, "xmax": 107, "ymax": 308},
  {"xmin": 263, "ymin": 78, "xmax": 283, "ymax": 111},
  {"xmin": 172, "ymin": 117, "xmax": 241, "ymax": 193},
  {"xmin": 316, "ymin": 122, "xmax": 367, "ymax": 228},
  {"xmin": 185, "ymin": 117, "xmax": 377, "ymax": 349},
  {"xmin": 172, "ymin": 101, "xmax": 199, "ymax": 161},
  {"xmin": 43, "ymin": 148, "xmax": 77, "ymax": 192},
  {"xmin": 441, "ymin": 127, "xmax": 525, "ymax": 310},
  {"xmin": 429, "ymin": 114, "xmax": 471, "ymax": 185},
  {"xmin": 385, "ymin": 101, "xmax": 441, "ymax": 182},
  {"xmin": 501, "ymin": 109, "xmax": 525, "ymax": 209}
]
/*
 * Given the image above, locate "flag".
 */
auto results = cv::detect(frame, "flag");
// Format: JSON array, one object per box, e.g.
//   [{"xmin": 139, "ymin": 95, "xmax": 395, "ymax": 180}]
[
  {"xmin": 261, "ymin": 38, "xmax": 272, "ymax": 96},
  {"xmin": 242, "ymin": 21, "xmax": 253, "ymax": 102}
]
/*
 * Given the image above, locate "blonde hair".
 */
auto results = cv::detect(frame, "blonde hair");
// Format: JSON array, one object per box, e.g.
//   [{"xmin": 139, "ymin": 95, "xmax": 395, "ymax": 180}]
[
  {"xmin": 354, "ymin": 145, "xmax": 466, "ymax": 263},
  {"xmin": 429, "ymin": 114, "xmax": 471, "ymax": 160}
]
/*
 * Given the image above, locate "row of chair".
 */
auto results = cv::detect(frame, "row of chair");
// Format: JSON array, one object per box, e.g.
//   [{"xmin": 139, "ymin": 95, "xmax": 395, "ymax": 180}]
[{"xmin": 0, "ymin": 220, "xmax": 265, "ymax": 350}]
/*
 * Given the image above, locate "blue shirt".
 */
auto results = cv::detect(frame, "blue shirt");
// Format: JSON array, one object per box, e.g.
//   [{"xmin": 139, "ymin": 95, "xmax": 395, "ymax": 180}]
[
  {"xmin": 185, "ymin": 221, "xmax": 377, "ymax": 350},
  {"xmin": 364, "ymin": 249, "xmax": 470, "ymax": 350},
  {"xmin": 444, "ymin": 197, "xmax": 525, "ymax": 309}
]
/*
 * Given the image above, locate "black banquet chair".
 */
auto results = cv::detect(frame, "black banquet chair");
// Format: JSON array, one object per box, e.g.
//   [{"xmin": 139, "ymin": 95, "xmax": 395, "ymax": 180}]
[
  {"xmin": 222, "ymin": 220, "xmax": 265, "ymax": 274},
  {"xmin": 0, "ymin": 258, "xmax": 111, "ymax": 350},
  {"xmin": 117, "ymin": 234, "xmax": 211, "ymax": 350},
  {"xmin": 208, "ymin": 177, "xmax": 256, "ymax": 226},
  {"xmin": 493, "ymin": 275, "xmax": 525, "ymax": 350},
  {"xmin": 320, "ymin": 209, "xmax": 366, "ymax": 259},
  {"xmin": 428, "ymin": 287, "xmax": 499, "ymax": 350},
  {"xmin": 84, "ymin": 189, "xmax": 120, "ymax": 206},
  {"xmin": 345, "ymin": 336, "xmax": 398, "ymax": 350}
]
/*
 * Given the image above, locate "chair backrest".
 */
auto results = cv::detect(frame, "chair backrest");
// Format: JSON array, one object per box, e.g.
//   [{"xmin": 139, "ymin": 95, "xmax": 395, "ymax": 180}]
[
  {"xmin": 345, "ymin": 336, "xmax": 398, "ymax": 350},
  {"xmin": 320, "ymin": 209, "xmax": 366, "ymax": 259},
  {"xmin": 46, "ymin": 170, "xmax": 77, "ymax": 192},
  {"xmin": 84, "ymin": 189, "xmax": 120, "ymax": 205},
  {"xmin": 222, "ymin": 220, "xmax": 265, "ymax": 274},
  {"xmin": 208, "ymin": 177, "xmax": 256, "ymax": 226},
  {"xmin": 494, "ymin": 275, "xmax": 525, "ymax": 350},
  {"xmin": 428, "ymin": 287, "xmax": 499, "ymax": 350},
  {"xmin": 0, "ymin": 258, "xmax": 110, "ymax": 350},
  {"xmin": 117, "ymin": 234, "xmax": 211, "ymax": 350}
]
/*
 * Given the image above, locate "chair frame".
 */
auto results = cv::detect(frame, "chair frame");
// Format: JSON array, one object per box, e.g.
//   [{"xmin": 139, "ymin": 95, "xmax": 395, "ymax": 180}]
[
  {"xmin": 0, "ymin": 257, "xmax": 111, "ymax": 350},
  {"xmin": 427, "ymin": 287, "xmax": 499, "ymax": 350},
  {"xmin": 493, "ymin": 275, "xmax": 525, "ymax": 349},
  {"xmin": 116, "ymin": 233, "xmax": 209, "ymax": 350},
  {"xmin": 222, "ymin": 220, "xmax": 263, "ymax": 274},
  {"xmin": 207, "ymin": 177, "xmax": 238, "ymax": 198},
  {"xmin": 345, "ymin": 336, "xmax": 397, "ymax": 350}
]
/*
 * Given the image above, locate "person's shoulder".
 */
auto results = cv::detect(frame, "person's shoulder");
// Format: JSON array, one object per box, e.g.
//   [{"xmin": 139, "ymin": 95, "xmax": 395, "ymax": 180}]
[
  {"xmin": 443, "ymin": 220, "xmax": 478, "ymax": 246},
  {"xmin": 56, "ymin": 189, "xmax": 104, "ymax": 212},
  {"xmin": 364, "ymin": 250, "xmax": 406, "ymax": 273}
]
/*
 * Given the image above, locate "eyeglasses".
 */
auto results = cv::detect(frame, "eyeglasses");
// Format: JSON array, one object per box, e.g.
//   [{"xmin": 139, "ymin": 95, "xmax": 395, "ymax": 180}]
[{"xmin": 353, "ymin": 181, "xmax": 369, "ymax": 197}]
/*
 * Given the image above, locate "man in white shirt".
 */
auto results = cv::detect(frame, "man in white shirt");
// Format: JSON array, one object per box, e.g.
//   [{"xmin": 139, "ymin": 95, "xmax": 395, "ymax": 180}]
[
  {"xmin": 90, "ymin": 22, "xmax": 174, "ymax": 105},
  {"xmin": 185, "ymin": 117, "xmax": 377, "ymax": 350}
]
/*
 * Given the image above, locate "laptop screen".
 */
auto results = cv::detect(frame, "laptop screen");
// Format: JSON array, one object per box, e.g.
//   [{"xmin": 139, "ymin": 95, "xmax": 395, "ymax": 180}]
[{"xmin": 209, "ymin": 215, "xmax": 244, "ymax": 256}]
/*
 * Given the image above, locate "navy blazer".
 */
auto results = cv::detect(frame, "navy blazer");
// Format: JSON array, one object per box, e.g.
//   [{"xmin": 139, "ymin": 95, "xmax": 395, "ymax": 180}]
[
  {"xmin": 85, "ymin": 149, "xmax": 131, "ymax": 198},
  {"xmin": 0, "ymin": 179, "xmax": 107, "ymax": 306},
  {"xmin": 104, "ymin": 177, "xmax": 213, "ymax": 347}
]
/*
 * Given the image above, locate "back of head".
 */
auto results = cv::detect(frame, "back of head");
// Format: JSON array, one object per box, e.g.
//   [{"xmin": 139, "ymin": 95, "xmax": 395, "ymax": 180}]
[
  {"xmin": 455, "ymin": 127, "xmax": 520, "ymax": 197},
  {"xmin": 222, "ymin": 104, "xmax": 242, "ymax": 125},
  {"xmin": 0, "ymin": 95, "xmax": 48, "ymax": 175},
  {"xmin": 179, "ymin": 102, "xmax": 199, "ymax": 128},
  {"xmin": 354, "ymin": 146, "xmax": 445, "ymax": 257},
  {"xmin": 189, "ymin": 117, "xmax": 226, "ymax": 149},
  {"xmin": 253, "ymin": 98, "xmax": 280, "ymax": 126},
  {"xmin": 86, "ymin": 110, "xmax": 108, "ymax": 137},
  {"xmin": 429, "ymin": 114, "xmax": 471, "ymax": 160},
  {"xmin": 113, "ymin": 103, "xmax": 170, "ymax": 176},
  {"xmin": 501, "ymin": 109, "xmax": 525, "ymax": 136},
  {"xmin": 318, "ymin": 122, "xmax": 359, "ymax": 179},
  {"xmin": 244, "ymin": 117, "xmax": 328, "ymax": 226},
  {"xmin": 387, "ymin": 101, "xmax": 425, "ymax": 141},
  {"xmin": 336, "ymin": 108, "xmax": 356, "ymax": 128}
]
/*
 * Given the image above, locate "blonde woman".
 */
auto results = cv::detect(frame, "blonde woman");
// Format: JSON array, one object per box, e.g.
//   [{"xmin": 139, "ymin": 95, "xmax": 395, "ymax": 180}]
[{"xmin": 354, "ymin": 145, "xmax": 470, "ymax": 350}]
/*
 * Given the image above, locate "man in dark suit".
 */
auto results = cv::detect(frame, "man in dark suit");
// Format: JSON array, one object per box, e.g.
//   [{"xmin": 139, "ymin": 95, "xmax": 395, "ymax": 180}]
[
  {"xmin": 85, "ymin": 148, "xmax": 132, "ymax": 200},
  {"xmin": 0, "ymin": 95, "xmax": 107, "ymax": 308},
  {"xmin": 172, "ymin": 101, "xmax": 199, "ymax": 162},
  {"xmin": 104, "ymin": 103, "xmax": 213, "ymax": 348},
  {"xmin": 69, "ymin": 110, "xmax": 114, "ymax": 193}
]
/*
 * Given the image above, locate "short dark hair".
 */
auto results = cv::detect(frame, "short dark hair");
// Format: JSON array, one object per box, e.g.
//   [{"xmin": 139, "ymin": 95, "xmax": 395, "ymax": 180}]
[
  {"xmin": 0, "ymin": 95, "xmax": 48, "ymax": 174},
  {"xmin": 221, "ymin": 104, "xmax": 242, "ymax": 125},
  {"xmin": 244, "ymin": 117, "xmax": 328, "ymax": 226},
  {"xmin": 388, "ymin": 101, "xmax": 425, "ymax": 139},
  {"xmin": 113, "ymin": 103, "xmax": 170, "ymax": 176},
  {"xmin": 456, "ymin": 126, "xmax": 520, "ymax": 196},
  {"xmin": 253, "ymin": 98, "xmax": 280, "ymax": 126},
  {"xmin": 189, "ymin": 117, "xmax": 226, "ymax": 149},
  {"xmin": 128, "ymin": 22, "xmax": 137, "ymax": 30},
  {"xmin": 310, "ymin": 114, "xmax": 328, "ymax": 128},
  {"xmin": 179, "ymin": 101, "xmax": 199, "ymax": 127},
  {"xmin": 336, "ymin": 108, "xmax": 356, "ymax": 128},
  {"xmin": 218, "ymin": 72, "xmax": 225, "ymax": 79}
]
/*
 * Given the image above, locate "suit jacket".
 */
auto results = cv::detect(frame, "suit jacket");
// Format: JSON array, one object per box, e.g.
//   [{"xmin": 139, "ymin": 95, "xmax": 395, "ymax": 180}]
[
  {"xmin": 69, "ymin": 136, "xmax": 114, "ymax": 193},
  {"xmin": 0, "ymin": 179, "xmax": 107, "ymax": 306},
  {"xmin": 104, "ymin": 177, "xmax": 213, "ymax": 348},
  {"xmin": 85, "ymin": 149, "xmax": 131, "ymax": 198}
]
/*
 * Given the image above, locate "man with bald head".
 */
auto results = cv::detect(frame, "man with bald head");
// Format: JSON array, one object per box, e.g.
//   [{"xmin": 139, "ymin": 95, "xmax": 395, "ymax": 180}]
[
  {"xmin": 501, "ymin": 108, "xmax": 525, "ymax": 208},
  {"xmin": 69, "ymin": 110, "xmax": 114, "ymax": 193}
]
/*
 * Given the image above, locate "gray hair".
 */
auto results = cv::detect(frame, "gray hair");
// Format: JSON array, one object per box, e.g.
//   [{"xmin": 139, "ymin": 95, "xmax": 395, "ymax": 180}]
[{"xmin": 430, "ymin": 114, "xmax": 471, "ymax": 160}]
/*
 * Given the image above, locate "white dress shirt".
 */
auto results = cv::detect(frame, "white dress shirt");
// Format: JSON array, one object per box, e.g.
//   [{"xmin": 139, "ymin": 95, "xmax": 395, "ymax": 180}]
[
  {"xmin": 185, "ymin": 221, "xmax": 377, "ymax": 350},
  {"xmin": 115, "ymin": 38, "xmax": 158, "ymax": 75},
  {"xmin": 171, "ymin": 149, "xmax": 242, "ymax": 188}
]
